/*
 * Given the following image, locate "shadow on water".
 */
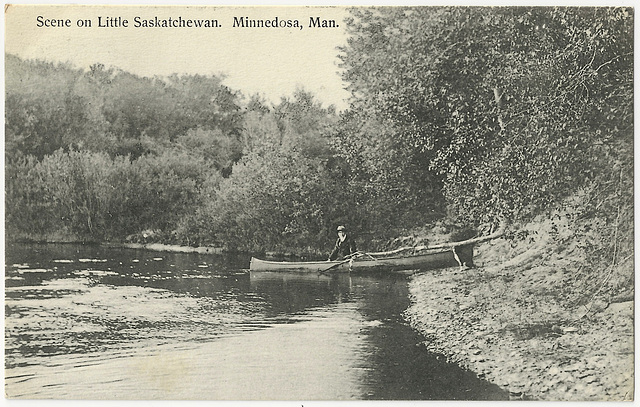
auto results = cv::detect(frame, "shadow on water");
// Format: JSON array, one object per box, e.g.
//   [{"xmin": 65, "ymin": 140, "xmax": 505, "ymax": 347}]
[
  {"xmin": 5, "ymin": 243, "xmax": 508, "ymax": 400},
  {"xmin": 249, "ymin": 271, "xmax": 508, "ymax": 400}
]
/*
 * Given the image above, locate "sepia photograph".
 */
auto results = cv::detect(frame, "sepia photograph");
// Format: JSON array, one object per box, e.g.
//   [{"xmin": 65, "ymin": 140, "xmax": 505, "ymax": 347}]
[{"xmin": 4, "ymin": 4, "xmax": 634, "ymax": 401}]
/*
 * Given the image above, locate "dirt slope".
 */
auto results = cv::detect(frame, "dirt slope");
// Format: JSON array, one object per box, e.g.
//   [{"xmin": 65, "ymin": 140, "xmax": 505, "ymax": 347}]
[{"xmin": 405, "ymin": 226, "xmax": 634, "ymax": 401}]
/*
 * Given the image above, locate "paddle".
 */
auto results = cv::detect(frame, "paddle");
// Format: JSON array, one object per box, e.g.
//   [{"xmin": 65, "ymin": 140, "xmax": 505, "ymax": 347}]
[
  {"xmin": 319, "ymin": 251, "xmax": 376, "ymax": 273},
  {"xmin": 319, "ymin": 258, "xmax": 353, "ymax": 273}
]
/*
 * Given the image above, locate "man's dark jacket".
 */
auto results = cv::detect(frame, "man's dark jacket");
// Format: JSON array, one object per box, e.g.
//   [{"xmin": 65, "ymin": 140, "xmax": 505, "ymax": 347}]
[{"xmin": 329, "ymin": 235, "xmax": 357, "ymax": 260}]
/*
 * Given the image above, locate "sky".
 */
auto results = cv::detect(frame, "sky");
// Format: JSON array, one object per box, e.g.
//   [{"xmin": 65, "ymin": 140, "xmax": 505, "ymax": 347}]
[
  {"xmin": 5, "ymin": 2, "xmax": 633, "ymax": 112},
  {"xmin": 5, "ymin": 5, "xmax": 352, "ymax": 110}
]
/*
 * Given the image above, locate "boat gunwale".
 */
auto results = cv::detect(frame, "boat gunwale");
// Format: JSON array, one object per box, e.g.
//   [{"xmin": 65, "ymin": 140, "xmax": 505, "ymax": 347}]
[
  {"xmin": 251, "ymin": 245, "xmax": 469, "ymax": 266},
  {"xmin": 252, "ymin": 252, "xmax": 444, "ymax": 264}
]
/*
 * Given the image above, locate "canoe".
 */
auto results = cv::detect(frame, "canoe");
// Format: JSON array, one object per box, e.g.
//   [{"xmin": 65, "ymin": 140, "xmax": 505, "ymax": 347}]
[{"xmin": 249, "ymin": 244, "xmax": 474, "ymax": 273}]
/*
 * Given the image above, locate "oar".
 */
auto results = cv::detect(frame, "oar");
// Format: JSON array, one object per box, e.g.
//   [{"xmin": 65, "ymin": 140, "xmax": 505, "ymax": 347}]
[
  {"xmin": 319, "ymin": 258, "xmax": 352, "ymax": 273},
  {"xmin": 319, "ymin": 252, "xmax": 363, "ymax": 273},
  {"xmin": 319, "ymin": 251, "xmax": 377, "ymax": 273}
]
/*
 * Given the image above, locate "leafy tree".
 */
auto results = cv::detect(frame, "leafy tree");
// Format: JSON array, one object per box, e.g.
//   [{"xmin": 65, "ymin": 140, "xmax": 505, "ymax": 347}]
[
  {"xmin": 165, "ymin": 73, "xmax": 243, "ymax": 141},
  {"xmin": 100, "ymin": 72, "xmax": 176, "ymax": 145},
  {"xmin": 274, "ymin": 89, "xmax": 338, "ymax": 158},
  {"xmin": 333, "ymin": 108, "xmax": 446, "ymax": 235},
  {"xmin": 175, "ymin": 128, "xmax": 242, "ymax": 174},
  {"xmin": 6, "ymin": 55, "xmax": 244, "ymax": 161},
  {"xmin": 339, "ymin": 7, "xmax": 633, "ymax": 227},
  {"xmin": 5, "ymin": 55, "xmax": 100, "ymax": 159},
  {"xmin": 240, "ymin": 109, "xmax": 282, "ymax": 155},
  {"xmin": 206, "ymin": 91, "xmax": 346, "ymax": 252}
]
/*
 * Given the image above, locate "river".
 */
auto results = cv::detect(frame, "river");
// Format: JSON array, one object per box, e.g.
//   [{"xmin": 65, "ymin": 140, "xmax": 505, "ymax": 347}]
[{"xmin": 5, "ymin": 243, "xmax": 507, "ymax": 400}]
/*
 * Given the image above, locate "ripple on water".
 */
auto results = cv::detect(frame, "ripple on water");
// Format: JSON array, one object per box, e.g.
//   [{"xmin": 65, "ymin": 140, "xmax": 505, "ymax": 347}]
[
  {"xmin": 5, "ymin": 273, "xmax": 268, "ymax": 371},
  {"xmin": 6, "ymin": 302, "xmax": 370, "ymax": 400},
  {"xmin": 16, "ymin": 268, "xmax": 51, "ymax": 274}
]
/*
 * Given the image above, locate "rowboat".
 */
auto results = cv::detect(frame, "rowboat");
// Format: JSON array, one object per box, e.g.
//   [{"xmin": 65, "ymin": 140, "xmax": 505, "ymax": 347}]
[{"xmin": 249, "ymin": 244, "xmax": 474, "ymax": 273}]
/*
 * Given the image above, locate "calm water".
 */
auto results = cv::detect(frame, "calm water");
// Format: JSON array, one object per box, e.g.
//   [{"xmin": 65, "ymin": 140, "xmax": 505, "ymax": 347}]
[{"xmin": 5, "ymin": 243, "xmax": 507, "ymax": 400}]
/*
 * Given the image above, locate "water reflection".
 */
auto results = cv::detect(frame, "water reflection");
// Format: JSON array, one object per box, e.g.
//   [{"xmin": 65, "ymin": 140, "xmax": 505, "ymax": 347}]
[
  {"xmin": 5, "ymin": 243, "xmax": 507, "ymax": 400},
  {"xmin": 251, "ymin": 271, "xmax": 506, "ymax": 400}
]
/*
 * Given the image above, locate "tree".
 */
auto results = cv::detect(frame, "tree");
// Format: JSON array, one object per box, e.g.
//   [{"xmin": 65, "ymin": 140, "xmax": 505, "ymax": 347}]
[
  {"xmin": 5, "ymin": 55, "xmax": 100, "ymax": 159},
  {"xmin": 206, "ymin": 91, "xmax": 346, "ymax": 252},
  {"xmin": 339, "ymin": 6, "xmax": 633, "ymax": 226},
  {"xmin": 165, "ymin": 73, "xmax": 243, "ymax": 141},
  {"xmin": 176, "ymin": 128, "xmax": 242, "ymax": 174},
  {"xmin": 333, "ymin": 108, "xmax": 446, "ymax": 233}
]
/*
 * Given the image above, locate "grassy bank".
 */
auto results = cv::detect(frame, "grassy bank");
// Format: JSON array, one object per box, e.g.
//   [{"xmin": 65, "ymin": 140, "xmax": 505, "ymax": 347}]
[{"xmin": 405, "ymin": 217, "xmax": 633, "ymax": 400}]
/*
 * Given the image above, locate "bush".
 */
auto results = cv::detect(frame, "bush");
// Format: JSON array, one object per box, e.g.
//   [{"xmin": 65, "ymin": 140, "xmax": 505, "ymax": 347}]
[{"xmin": 6, "ymin": 149, "xmax": 215, "ymax": 242}]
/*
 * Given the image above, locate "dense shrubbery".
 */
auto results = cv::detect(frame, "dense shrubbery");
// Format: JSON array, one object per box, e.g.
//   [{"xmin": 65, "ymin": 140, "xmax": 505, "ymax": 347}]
[
  {"xmin": 5, "ymin": 54, "xmax": 238, "ymax": 244},
  {"xmin": 5, "ymin": 149, "xmax": 217, "ymax": 242},
  {"xmin": 5, "ymin": 55, "xmax": 243, "ymax": 162},
  {"xmin": 338, "ymin": 7, "xmax": 632, "ymax": 227},
  {"xmin": 187, "ymin": 90, "xmax": 387, "ymax": 251}
]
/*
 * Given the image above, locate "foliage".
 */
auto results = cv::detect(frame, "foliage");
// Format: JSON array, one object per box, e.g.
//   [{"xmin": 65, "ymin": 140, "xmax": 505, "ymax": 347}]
[
  {"xmin": 333, "ymin": 109, "xmax": 446, "ymax": 236},
  {"xmin": 5, "ymin": 149, "xmax": 216, "ymax": 241},
  {"xmin": 175, "ymin": 128, "xmax": 242, "ymax": 174},
  {"xmin": 336, "ymin": 6, "xmax": 633, "ymax": 312},
  {"xmin": 204, "ymin": 90, "xmax": 350, "ymax": 252},
  {"xmin": 5, "ymin": 55, "xmax": 245, "ymax": 245},
  {"xmin": 339, "ymin": 6, "xmax": 633, "ymax": 227},
  {"xmin": 5, "ymin": 55, "xmax": 101, "ymax": 158},
  {"xmin": 6, "ymin": 56, "xmax": 243, "ymax": 161},
  {"xmin": 208, "ymin": 149, "xmax": 325, "ymax": 251}
]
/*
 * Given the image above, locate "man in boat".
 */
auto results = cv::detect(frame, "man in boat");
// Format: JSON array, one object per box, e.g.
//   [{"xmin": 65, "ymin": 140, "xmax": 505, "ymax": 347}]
[{"xmin": 328, "ymin": 225, "xmax": 358, "ymax": 261}]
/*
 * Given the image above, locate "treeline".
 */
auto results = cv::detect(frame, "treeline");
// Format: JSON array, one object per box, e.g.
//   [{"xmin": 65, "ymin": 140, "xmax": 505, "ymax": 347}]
[
  {"xmin": 6, "ymin": 8, "xmax": 633, "ymax": 270},
  {"xmin": 5, "ymin": 54, "xmax": 424, "ymax": 250}
]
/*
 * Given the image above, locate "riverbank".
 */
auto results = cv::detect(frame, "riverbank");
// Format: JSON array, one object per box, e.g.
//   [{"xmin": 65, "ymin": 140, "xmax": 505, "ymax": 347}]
[
  {"xmin": 8, "ymin": 236, "xmax": 331, "ymax": 260},
  {"xmin": 106, "ymin": 242, "xmax": 224, "ymax": 254},
  {"xmin": 405, "ymin": 222, "xmax": 634, "ymax": 400},
  {"xmin": 8, "ymin": 235, "xmax": 226, "ymax": 255}
]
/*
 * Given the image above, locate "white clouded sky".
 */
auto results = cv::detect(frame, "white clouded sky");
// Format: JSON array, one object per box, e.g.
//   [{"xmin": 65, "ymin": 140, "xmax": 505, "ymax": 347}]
[{"xmin": 5, "ymin": 5, "xmax": 352, "ymax": 110}]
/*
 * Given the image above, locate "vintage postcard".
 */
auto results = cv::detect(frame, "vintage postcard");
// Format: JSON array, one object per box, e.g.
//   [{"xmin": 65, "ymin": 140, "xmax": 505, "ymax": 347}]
[{"xmin": 4, "ymin": 4, "xmax": 634, "ymax": 401}]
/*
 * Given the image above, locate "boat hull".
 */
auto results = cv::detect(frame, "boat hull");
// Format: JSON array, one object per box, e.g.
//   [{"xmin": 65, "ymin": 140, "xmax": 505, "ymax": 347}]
[{"xmin": 249, "ymin": 245, "xmax": 473, "ymax": 273}]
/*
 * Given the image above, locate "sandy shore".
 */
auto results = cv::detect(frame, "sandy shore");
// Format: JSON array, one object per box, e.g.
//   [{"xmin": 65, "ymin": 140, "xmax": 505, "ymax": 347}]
[
  {"xmin": 9, "ymin": 236, "xmax": 225, "ymax": 255},
  {"xmin": 405, "ymin": 238, "xmax": 634, "ymax": 401},
  {"xmin": 111, "ymin": 242, "xmax": 224, "ymax": 254}
]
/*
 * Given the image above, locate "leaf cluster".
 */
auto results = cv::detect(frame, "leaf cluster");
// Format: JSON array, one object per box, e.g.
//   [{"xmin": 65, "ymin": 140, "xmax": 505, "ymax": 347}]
[{"xmin": 339, "ymin": 6, "xmax": 633, "ymax": 228}]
